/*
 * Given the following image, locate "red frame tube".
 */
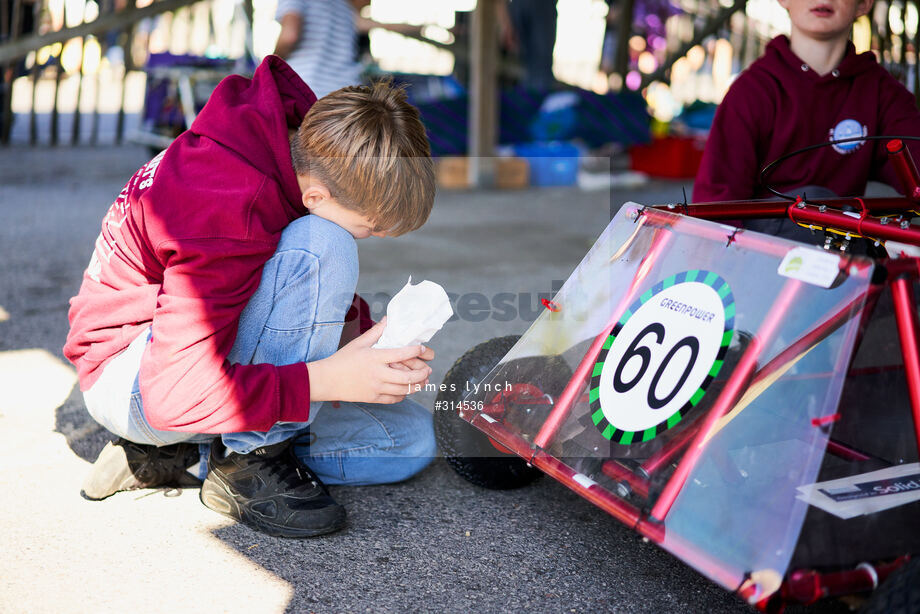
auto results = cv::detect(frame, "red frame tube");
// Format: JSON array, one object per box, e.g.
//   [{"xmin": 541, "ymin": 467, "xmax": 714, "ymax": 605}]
[
  {"xmin": 642, "ymin": 206, "xmax": 878, "ymax": 275},
  {"xmin": 650, "ymin": 279, "xmax": 803, "ymax": 522},
  {"xmin": 641, "ymin": 207, "xmax": 814, "ymax": 258},
  {"xmin": 749, "ymin": 287, "xmax": 871, "ymax": 395},
  {"xmin": 533, "ymin": 223, "xmax": 673, "ymax": 450},
  {"xmin": 663, "ymin": 197, "xmax": 916, "ymax": 220},
  {"xmin": 532, "ymin": 451, "xmax": 644, "ymax": 530},
  {"xmin": 600, "ymin": 460, "xmax": 650, "ymax": 499},
  {"xmin": 641, "ymin": 415, "xmax": 703, "ymax": 475},
  {"xmin": 530, "ymin": 329, "xmax": 605, "ymax": 450},
  {"xmin": 659, "ymin": 201, "xmax": 791, "ymax": 219},
  {"xmin": 886, "ymin": 139, "xmax": 920, "ymax": 202},
  {"xmin": 468, "ymin": 410, "xmax": 539, "ymax": 462},
  {"xmin": 825, "ymin": 439, "xmax": 872, "ymax": 462},
  {"xmin": 782, "ymin": 557, "xmax": 910, "ymax": 605},
  {"xmin": 890, "ymin": 275, "xmax": 920, "ymax": 452},
  {"xmin": 789, "ymin": 206, "xmax": 920, "ymax": 246}
]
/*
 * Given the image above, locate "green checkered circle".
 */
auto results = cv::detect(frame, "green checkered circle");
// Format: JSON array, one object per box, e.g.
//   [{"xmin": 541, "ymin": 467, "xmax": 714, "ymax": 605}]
[{"xmin": 589, "ymin": 270, "xmax": 735, "ymax": 445}]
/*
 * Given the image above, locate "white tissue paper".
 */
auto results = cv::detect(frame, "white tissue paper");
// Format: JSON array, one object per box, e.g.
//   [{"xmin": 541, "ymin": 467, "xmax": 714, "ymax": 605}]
[{"xmin": 373, "ymin": 277, "xmax": 454, "ymax": 349}]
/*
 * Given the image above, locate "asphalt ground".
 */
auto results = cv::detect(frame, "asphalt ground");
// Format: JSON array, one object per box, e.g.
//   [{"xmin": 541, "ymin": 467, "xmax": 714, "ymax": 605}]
[{"xmin": 0, "ymin": 146, "xmax": 851, "ymax": 614}]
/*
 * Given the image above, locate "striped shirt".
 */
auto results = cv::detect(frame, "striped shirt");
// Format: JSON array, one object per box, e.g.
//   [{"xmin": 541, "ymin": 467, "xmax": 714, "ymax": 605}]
[{"xmin": 275, "ymin": 0, "xmax": 361, "ymax": 98}]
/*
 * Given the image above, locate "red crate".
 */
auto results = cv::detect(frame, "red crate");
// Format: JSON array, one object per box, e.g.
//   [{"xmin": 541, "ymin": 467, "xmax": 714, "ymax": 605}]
[{"xmin": 629, "ymin": 136, "xmax": 706, "ymax": 179}]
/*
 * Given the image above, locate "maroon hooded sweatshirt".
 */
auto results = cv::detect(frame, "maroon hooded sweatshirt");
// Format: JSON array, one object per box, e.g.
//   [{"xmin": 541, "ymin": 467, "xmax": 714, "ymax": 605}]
[
  {"xmin": 693, "ymin": 36, "xmax": 920, "ymax": 203},
  {"xmin": 64, "ymin": 56, "xmax": 372, "ymax": 433}
]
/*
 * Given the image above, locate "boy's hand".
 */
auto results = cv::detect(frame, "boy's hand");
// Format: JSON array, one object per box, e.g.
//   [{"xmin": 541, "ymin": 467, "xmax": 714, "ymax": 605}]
[
  {"xmin": 308, "ymin": 320, "xmax": 432, "ymax": 404},
  {"xmin": 391, "ymin": 345, "xmax": 435, "ymax": 373}
]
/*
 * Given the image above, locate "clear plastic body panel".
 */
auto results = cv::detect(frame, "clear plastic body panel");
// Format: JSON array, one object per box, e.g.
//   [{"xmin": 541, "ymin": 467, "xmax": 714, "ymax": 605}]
[
  {"xmin": 788, "ymin": 283, "xmax": 920, "ymax": 570},
  {"xmin": 462, "ymin": 205, "xmax": 875, "ymax": 596}
]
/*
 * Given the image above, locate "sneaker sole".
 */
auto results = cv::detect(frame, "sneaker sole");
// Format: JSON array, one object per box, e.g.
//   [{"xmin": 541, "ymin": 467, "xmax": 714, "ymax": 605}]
[
  {"xmin": 80, "ymin": 441, "xmax": 202, "ymax": 501},
  {"xmin": 80, "ymin": 442, "xmax": 136, "ymax": 501},
  {"xmin": 199, "ymin": 474, "xmax": 346, "ymax": 538}
]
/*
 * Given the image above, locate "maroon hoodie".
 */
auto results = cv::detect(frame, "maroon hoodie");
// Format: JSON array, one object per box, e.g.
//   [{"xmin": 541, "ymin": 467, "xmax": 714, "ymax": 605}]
[
  {"xmin": 64, "ymin": 56, "xmax": 372, "ymax": 433},
  {"xmin": 693, "ymin": 36, "xmax": 920, "ymax": 203}
]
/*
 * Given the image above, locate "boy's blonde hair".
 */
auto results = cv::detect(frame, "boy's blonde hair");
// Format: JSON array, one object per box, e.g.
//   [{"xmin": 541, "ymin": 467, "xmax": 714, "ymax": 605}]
[{"xmin": 291, "ymin": 80, "xmax": 435, "ymax": 237}]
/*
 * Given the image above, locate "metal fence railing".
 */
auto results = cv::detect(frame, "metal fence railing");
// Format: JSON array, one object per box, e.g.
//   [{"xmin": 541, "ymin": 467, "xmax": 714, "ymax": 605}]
[
  {"xmin": 871, "ymin": 0, "xmax": 920, "ymax": 97},
  {"xmin": 3, "ymin": 0, "xmax": 919, "ymax": 147},
  {"xmin": 0, "ymin": 0, "xmax": 253, "ymax": 146}
]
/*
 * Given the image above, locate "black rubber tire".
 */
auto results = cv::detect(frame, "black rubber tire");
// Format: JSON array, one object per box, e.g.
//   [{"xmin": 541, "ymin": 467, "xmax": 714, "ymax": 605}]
[
  {"xmin": 434, "ymin": 335, "xmax": 571, "ymax": 490},
  {"xmin": 860, "ymin": 558, "xmax": 920, "ymax": 614}
]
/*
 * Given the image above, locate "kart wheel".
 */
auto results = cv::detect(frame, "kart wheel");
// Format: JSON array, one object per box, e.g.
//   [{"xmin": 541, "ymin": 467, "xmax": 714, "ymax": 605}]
[
  {"xmin": 434, "ymin": 335, "xmax": 571, "ymax": 490},
  {"xmin": 860, "ymin": 558, "xmax": 920, "ymax": 614}
]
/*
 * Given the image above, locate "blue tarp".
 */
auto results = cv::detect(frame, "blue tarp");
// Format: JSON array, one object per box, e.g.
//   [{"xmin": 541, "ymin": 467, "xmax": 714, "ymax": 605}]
[{"xmin": 412, "ymin": 86, "xmax": 652, "ymax": 157}]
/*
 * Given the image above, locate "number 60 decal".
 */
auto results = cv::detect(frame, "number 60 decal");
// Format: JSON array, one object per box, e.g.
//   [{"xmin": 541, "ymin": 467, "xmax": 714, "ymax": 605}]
[
  {"xmin": 613, "ymin": 322, "xmax": 701, "ymax": 410},
  {"xmin": 590, "ymin": 271, "xmax": 735, "ymax": 445}
]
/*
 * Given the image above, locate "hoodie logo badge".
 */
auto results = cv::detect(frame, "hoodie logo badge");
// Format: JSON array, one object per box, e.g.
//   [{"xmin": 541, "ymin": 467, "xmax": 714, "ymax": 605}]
[{"xmin": 830, "ymin": 119, "xmax": 867, "ymax": 154}]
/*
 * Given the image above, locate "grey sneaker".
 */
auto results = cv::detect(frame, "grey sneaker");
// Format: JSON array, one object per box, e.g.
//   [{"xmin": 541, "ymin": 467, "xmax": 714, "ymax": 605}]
[{"xmin": 80, "ymin": 438, "xmax": 201, "ymax": 501}]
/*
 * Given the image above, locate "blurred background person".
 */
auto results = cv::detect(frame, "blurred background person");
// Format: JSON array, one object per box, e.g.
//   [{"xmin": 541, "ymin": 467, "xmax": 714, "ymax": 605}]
[
  {"xmin": 500, "ymin": 0, "xmax": 558, "ymax": 90},
  {"xmin": 274, "ymin": 0, "xmax": 422, "ymax": 99},
  {"xmin": 273, "ymin": 0, "xmax": 361, "ymax": 98}
]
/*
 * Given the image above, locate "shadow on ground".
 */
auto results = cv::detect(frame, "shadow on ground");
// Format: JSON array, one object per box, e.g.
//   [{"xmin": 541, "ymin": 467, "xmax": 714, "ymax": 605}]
[
  {"xmin": 210, "ymin": 460, "xmax": 755, "ymax": 614},
  {"xmin": 55, "ymin": 384, "xmax": 110, "ymax": 462}
]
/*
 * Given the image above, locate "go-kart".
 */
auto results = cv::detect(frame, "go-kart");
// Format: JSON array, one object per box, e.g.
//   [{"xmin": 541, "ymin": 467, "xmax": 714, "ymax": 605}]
[{"xmin": 433, "ymin": 138, "xmax": 920, "ymax": 612}]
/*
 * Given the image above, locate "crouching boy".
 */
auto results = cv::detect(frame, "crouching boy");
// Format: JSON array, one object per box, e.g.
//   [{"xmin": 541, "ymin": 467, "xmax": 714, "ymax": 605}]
[{"xmin": 64, "ymin": 56, "xmax": 437, "ymax": 538}]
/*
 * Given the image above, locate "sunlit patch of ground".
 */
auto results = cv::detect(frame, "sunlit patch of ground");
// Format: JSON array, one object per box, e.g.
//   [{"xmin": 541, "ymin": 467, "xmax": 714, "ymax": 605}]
[{"xmin": 0, "ymin": 349, "xmax": 294, "ymax": 613}]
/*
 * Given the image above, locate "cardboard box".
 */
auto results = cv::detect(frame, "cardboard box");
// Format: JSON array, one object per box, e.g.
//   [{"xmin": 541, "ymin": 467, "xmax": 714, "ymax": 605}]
[
  {"xmin": 436, "ymin": 157, "xmax": 530, "ymax": 189},
  {"xmin": 495, "ymin": 157, "xmax": 529, "ymax": 189},
  {"xmin": 436, "ymin": 156, "xmax": 471, "ymax": 189}
]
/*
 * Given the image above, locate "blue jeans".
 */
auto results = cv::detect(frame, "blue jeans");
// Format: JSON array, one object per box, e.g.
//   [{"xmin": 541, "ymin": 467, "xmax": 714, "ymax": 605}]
[{"xmin": 83, "ymin": 215, "xmax": 436, "ymax": 486}]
